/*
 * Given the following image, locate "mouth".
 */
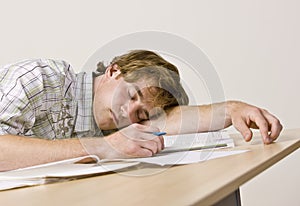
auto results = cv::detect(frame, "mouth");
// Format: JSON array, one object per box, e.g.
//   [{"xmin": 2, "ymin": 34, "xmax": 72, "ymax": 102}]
[{"xmin": 110, "ymin": 109, "xmax": 119, "ymax": 126}]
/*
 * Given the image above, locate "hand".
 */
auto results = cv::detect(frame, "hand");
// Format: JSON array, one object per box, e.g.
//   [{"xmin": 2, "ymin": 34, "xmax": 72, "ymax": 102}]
[
  {"xmin": 103, "ymin": 123, "xmax": 165, "ymax": 158},
  {"xmin": 226, "ymin": 101, "xmax": 283, "ymax": 144}
]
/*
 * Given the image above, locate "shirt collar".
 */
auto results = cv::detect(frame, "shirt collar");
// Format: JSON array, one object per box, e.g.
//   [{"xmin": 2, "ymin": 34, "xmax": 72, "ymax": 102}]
[{"xmin": 74, "ymin": 72, "xmax": 101, "ymax": 135}]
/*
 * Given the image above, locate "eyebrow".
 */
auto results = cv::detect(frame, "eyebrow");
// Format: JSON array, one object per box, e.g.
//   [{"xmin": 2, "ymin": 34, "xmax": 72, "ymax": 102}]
[{"xmin": 134, "ymin": 85, "xmax": 144, "ymax": 99}]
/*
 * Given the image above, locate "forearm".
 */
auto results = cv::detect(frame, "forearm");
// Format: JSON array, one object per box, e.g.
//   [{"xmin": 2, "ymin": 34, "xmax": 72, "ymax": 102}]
[
  {"xmin": 149, "ymin": 101, "xmax": 233, "ymax": 134},
  {"xmin": 0, "ymin": 127, "xmax": 164, "ymax": 171},
  {"xmin": 0, "ymin": 135, "xmax": 89, "ymax": 171}
]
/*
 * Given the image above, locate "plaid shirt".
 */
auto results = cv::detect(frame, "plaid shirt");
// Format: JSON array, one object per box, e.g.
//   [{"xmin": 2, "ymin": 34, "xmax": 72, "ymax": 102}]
[{"xmin": 0, "ymin": 59, "xmax": 102, "ymax": 139}]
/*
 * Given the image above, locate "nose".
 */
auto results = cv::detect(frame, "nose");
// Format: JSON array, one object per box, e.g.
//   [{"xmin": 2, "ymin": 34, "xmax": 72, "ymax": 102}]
[{"xmin": 120, "ymin": 100, "xmax": 142, "ymax": 123}]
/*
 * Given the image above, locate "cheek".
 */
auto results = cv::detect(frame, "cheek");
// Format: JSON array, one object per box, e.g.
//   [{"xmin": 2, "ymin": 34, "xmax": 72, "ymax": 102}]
[
  {"xmin": 93, "ymin": 93, "xmax": 105, "ymax": 109},
  {"xmin": 92, "ymin": 97, "xmax": 103, "ymax": 121},
  {"xmin": 111, "ymin": 88, "xmax": 128, "ymax": 105}
]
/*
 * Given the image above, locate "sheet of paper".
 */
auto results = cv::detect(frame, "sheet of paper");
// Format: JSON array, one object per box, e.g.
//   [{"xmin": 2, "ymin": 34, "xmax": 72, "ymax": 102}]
[
  {"xmin": 163, "ymin": 131, "xmax": 234, "ymax": 153},
  {"xmin": 128, "ymin": 150, "xmax": 248, "ymax": 166},
  {"xmin": 0, "ymin": 179, "xmax": 46, "ymax": 191},
  {"xmin": 0, "ymin": 156, "xmax": 139, "ymax": 191}
]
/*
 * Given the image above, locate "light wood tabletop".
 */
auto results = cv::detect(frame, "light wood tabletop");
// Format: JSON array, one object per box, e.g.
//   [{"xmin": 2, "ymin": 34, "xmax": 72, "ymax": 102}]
[{"xmin": 0, "ymin": 128, "xmax": 299, "ymax": 206}]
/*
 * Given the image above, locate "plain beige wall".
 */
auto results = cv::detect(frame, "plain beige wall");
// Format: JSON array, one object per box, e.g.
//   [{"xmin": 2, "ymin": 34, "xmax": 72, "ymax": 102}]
[{"xmin": 0, "ymin": 0, "xmax": 299, "ymax": 205}]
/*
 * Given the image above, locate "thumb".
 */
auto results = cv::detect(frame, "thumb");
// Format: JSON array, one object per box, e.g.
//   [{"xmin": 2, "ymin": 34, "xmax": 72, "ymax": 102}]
[
  {"xmin": 131, "ymin": 123, "xmax": 160, "ymax": 133},
  {"xmin": 233, "ymin": 119, "xmax": 253, "ymax": 142}
]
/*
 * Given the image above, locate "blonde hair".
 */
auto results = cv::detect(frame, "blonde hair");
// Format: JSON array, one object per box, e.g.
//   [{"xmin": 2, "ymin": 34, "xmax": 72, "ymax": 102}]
[{"xmin": 97, "ymin": 50, "xmax": 189, "ymax": 109}]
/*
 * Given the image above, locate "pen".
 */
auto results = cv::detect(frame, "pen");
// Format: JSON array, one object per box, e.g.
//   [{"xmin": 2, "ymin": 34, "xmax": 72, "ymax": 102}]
[
  {"xmin": 152, "ymin": 131, "xmax": 167, "ymax": 136},
  {"xmin": 159, "ymin": 143, "xmax": 228, "ymax": 154}
]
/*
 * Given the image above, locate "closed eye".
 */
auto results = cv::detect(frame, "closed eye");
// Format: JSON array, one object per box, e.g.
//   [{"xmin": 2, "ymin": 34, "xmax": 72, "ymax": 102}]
[
  {"xmin": 137, "ymin": 109, "xmax": 149, "ymax": 121},
  {"xmin": 128, "ymin": 89, "xmax": 137, "ymax": 101}
]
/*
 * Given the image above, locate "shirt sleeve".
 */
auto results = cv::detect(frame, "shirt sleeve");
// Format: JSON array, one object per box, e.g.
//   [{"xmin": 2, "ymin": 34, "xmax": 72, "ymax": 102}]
[
  {"xmin": 0, "ymin": 59, "xmax": 71, "ymax": 136},
  {"xmin": 0, "ymin": 82, "xmax": 35, "ymax": 135},
  {"xmin": 0, "ymin": 60, "xmax": 42, "ymax": 135}
]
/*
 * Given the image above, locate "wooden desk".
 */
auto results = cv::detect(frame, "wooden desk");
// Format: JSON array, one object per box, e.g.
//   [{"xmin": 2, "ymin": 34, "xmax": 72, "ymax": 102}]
[{"xmin": 0, "ymin": 129, "xmax": 299, "ymax": 206}]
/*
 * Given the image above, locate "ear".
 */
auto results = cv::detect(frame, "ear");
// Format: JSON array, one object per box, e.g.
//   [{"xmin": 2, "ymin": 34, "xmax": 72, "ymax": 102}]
[{"xmin": 105, "ymin": 64, "xmax": 121, "ymax": 79}]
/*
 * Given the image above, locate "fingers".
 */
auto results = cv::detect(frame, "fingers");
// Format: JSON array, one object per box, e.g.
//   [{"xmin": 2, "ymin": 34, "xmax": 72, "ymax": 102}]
[
  {"xmin": 118, "ymin": 123, "xmax": 165, "ymax": 157},
  {"xmin": 249, "ymin": 108, "xmax": 283, "ymax": 144},
  {"xmin": 251, "ymin": 111, "xmax": 272, "ymax": 144},
  {"xmin": 124, "ymin": 135, "xmax": 164, "ymax": 157},
  {"xmin": 122, "ymin": 142, "xmax": 153, "ymax": 157},
  {"xmin": 132, "ymin": 123, "xmax": 165, "ymax": 148},
  {"xmin": 231, "ymin": 103, "xmax": 283, "ymax": 144},
  {"xmin": 139, "ymin": 138, "xmax": 163, "ymax": 155},
  {"xmin": 232, "ymin": 117, "xmax": 253, "ymax": 142},
  {"xmin": 138, "ymin": 132, "xmax": 165, "ymax": 155},
  {"xmin": 261, "ymin": 109, "xmax": 283, "ymax": 142}
]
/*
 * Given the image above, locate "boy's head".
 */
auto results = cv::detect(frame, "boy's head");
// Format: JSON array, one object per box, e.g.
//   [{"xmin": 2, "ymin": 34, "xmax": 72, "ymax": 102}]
[
  {"xmin": 94, "ymin": 50, "xmax": 189, "ymax": 130},
  {"xmin": 97, "ymin": 50, "xmax": 180, "ymax": 75}
]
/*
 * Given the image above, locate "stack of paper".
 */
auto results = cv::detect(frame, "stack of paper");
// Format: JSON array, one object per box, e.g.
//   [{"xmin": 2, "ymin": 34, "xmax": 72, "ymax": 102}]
[
  {"xmin": 0, "ymin": 156, "xmax": 139, "ymax": 191},
  {"xmin": 162, "ymin": 130, "xmax": 234, "ymax": 153},
  {"xmin": 0, "ymin": 131, "xmax": 247, "ymax": 191}
]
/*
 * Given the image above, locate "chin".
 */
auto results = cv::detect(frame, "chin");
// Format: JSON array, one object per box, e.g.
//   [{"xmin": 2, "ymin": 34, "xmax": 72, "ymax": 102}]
[{"xmin": 97, "ymin": 121, "xmax": 113, "ymax": 130}]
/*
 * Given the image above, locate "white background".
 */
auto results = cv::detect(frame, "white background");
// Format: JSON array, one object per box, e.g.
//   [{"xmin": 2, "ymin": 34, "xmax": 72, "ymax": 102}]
[{"xmin": 0, "ymin": 0, "xmax": 299, "ymax": 205}]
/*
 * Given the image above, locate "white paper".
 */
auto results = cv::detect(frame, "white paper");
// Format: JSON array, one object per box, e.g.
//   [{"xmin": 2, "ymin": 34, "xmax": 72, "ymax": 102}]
[
  {"xmin": 129, "ymin": 150, "xmax": 248, "ymax": 166},
  {"xmin": 0, "ymin": 156, "xmax": 139, "ymax": 191},
  {"xmin": 162, "ymin": 131, "xmax": 234, "ymax": 153}
]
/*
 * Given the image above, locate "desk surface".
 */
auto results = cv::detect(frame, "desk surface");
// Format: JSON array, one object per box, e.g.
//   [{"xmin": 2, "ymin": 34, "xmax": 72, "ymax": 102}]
[{"xmin": 0, "ymin": 129, "xmax": 299, "ymax": 206}]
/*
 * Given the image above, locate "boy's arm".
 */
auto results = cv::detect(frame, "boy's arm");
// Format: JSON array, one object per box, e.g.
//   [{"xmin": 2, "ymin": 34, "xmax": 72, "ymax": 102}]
[
  {"xmin": 0, "ymin": 124, "xmax": 164, "ymax": 171},
  {"xmin": 148, "ymin": 100, "xmax": 283, "ymax": 144},
  {"xmin": 0, "ymin": 134, "xmax": 88, "ymax": 171}
]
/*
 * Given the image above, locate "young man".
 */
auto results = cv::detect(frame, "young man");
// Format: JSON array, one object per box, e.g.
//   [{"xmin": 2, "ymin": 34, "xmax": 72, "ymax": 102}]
[{"xmin": 0, "ymin": 50, "xmax": 282, "ymax": 171}]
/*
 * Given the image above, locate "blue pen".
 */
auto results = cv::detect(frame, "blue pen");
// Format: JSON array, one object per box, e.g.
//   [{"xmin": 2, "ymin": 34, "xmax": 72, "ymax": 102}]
[{"xmin": 152, "ymin": 131, "xmax": 167, "ymax": 136}]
